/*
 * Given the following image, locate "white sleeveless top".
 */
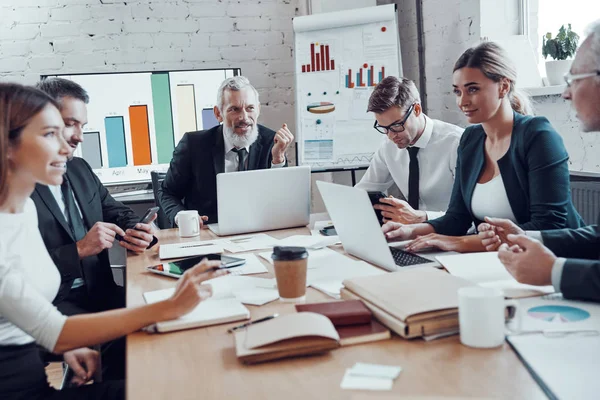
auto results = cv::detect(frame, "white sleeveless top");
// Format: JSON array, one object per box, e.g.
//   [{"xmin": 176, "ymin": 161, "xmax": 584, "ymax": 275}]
[{"xmin": 471, "ymin": 174, "xmax": 517, "ymax": 223}]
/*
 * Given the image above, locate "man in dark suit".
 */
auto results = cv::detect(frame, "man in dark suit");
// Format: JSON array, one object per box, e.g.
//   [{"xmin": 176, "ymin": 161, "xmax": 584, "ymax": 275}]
[
  {"xmin": 479, "ymin": 23, "xmax": 600, "ymax": 302},
  {"xmin": 32, "ymin": 78, "xmax": 157, "ymax": 315},
  {"xmin": 158, "ymin": 76, "xmax": 294, "ymax": 227}
]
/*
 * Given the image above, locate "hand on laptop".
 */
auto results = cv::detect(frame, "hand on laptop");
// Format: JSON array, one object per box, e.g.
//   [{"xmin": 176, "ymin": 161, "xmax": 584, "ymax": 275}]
[
  {"xmin": 272, "ymin": 123, "xmax": 294, "ymax": 164},
  {"xmin": 382, "ymin": 221, "xmax": 413, "ymax": 241},
  {"xmin": 375, "ymin": 197, "xmax": 427, "ymax": 224},
  {"xmin": 478, "ymin": 217, "xmax": 525, "ymax": 251},
  {"xmin": 405, "ymin": 233, "xmax": 481, "ymax": 252}
]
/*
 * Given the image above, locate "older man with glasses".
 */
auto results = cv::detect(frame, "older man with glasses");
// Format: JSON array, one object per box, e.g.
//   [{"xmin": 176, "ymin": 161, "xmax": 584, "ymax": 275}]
[
  {"xmin": 355, "ymin": 76, "xmax": 464, "ymax": 224},
  {"xmin": 479, "ymin": 20, "xmax": 600, "ymax": 302}
]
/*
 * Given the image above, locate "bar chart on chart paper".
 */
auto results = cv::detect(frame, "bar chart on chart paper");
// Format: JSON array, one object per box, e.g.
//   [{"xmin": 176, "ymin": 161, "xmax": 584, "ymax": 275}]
[
  {"xmin": 345, "ymin": 64, "xmax": 385, "ymax": 88},
  {"xmin": 50, "ymin": 69, "xmax": 237, "ymax": 183},
  {"xmin": 301, "ymin": 42, "xmax": 336, "ymax": 73}
]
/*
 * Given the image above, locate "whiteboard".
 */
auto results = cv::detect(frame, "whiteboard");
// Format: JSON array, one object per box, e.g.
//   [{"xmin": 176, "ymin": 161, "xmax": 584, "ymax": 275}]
[{"xmin": 293, "ymin": 4, "xmax": 401, "ymax": 171}]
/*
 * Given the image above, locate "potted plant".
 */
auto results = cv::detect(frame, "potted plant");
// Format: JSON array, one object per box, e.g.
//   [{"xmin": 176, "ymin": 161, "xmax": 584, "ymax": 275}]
[{"xmin": 542, "ymin": 24, "xmax": 580, "ymax": 85}]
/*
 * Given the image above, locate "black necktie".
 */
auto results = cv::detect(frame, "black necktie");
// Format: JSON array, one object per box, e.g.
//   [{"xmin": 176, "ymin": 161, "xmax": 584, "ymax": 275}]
[
  {"xmin": 61, "ymin": 177, "xmax": 87, "ymax": 241},
  {"xmin": 407, "ymin": 146, "xmax": 420, "ymax": 210},
  {"xmin": 232, "ymin": 148, "xmax": 248, "ymax": 172}
]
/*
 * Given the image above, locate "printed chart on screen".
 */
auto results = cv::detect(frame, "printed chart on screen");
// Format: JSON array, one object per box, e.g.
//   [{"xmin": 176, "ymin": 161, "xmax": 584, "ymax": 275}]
[
  {"xmin": 46, "ymin": 69, "xmax": 238, "ymax": 184},
  {"xmin": 293, "ymin": 4, "xmax": 401, "ymax": 171}
]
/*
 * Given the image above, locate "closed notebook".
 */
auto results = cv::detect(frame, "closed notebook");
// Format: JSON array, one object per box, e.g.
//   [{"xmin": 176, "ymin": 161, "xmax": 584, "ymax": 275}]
[
  {"xmin": 342, "ymin": 268, "xmax": 474, "ymax": 338},
  {"xmin": 337, "ymin": 320, "xmax": 391, "ymax": 346},
  {"xmin": 234, "ymin": 312, "xmax": 340, "ymax": 364},
  {"xmin": 295, "ymin": 300, "xmax": 372, "ymax": 326},
  {"xmin": 143, "ymin": 288, "xmax": 249, "ymax": 333}
]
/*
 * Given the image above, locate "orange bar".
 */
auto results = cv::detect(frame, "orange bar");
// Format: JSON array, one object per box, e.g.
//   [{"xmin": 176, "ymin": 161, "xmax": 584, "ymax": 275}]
[{"xmin": 129, "ymin": 105, "xmax": 152, "ymax": 166}]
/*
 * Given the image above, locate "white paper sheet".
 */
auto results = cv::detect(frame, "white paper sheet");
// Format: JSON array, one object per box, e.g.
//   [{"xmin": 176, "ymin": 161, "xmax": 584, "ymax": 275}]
[
  {"xmin": 436, "ymin": 252, "xmax": 555, "ymax": 298},
  {"xmin": 340, "ymin": 369, "xmax": 393, "ymax": 391},
  {"xmin": 215, "ymin": 233, "xmax": 279, "ymax": 253},
  {"xmin": 348, "ymin": 363, "xmax": 402, "ymax": 380},
  {"xmin": 226, "ymin": 254, "xmax": 268, "ymax": 276},
  {"xmin": 257, "ymin": 247, "xmax": 351, "ymax": 270}
]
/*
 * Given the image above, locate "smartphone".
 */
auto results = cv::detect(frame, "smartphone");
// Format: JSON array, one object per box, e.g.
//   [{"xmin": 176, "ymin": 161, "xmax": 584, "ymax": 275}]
[
  {"xmin": 116, "ymin": 206, "xmax": 160, "ymax": 244},
  {"xmin": 367, "ymin": 191, "xmax": 387, "ymax": 226},
  {"xmin": 146, "ymin": 254, "xmax": 246, "ymax": 279},
  {"xmin": 319, "ymin": 225, "xmax": 337, "ymax": 236}
]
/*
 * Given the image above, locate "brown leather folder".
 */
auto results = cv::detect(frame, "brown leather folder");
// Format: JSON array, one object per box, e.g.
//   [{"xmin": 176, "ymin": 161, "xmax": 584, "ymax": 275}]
[
  {"xmin": 234, "ymin": 312, "xmax": 340, "ymax": 364},
  {"xmin": 295, "ymin": 300, "xmax": 372, "ymax": 326},
  {"xmin": 342, "ymin": 268, "xmax": 474, "ymax": 339}
]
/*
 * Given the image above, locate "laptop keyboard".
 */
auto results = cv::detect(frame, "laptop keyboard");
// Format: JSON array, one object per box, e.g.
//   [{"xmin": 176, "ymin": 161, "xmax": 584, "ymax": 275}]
[{"xmin": 389, "ymin": 247, "xmax": 432, "ymax": 267}]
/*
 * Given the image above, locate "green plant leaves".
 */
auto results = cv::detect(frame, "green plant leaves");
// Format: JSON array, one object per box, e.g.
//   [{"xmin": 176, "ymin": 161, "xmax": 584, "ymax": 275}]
[{"xmin": 541, "ymin": 24, "xmax": 580, "ymax": 60}]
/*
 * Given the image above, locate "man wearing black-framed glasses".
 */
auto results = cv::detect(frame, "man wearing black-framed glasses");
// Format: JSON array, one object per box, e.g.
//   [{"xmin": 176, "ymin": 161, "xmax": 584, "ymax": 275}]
[
  {"xmin": 485, "ymin": 20, "xmax": 600, "ymax": 303},
  {"xmin": 355, "ymin": 76, "xmax": 464, "ymax": 224}
]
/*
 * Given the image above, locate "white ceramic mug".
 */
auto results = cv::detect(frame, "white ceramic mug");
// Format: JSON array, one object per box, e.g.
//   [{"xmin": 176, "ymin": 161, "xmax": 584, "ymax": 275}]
[
  {"xmin": 458, "ymin": 287, "xmax": 520, "ymax": 348},
  {"xmin": 175, "ymin": 210, "xmax": 200, "ymax": 237}
]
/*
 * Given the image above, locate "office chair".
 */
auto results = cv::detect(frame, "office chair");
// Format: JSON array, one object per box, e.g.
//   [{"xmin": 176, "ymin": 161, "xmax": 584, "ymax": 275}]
[{"xmin": 150, "ymin": 171, "xmax": 170, "ymax": 229}]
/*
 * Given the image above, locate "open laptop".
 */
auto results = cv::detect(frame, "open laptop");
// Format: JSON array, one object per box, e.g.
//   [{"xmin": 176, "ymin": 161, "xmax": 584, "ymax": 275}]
[
  {"xmin": 208, "ymin": 166, "xmax": 311, "ymax": 236},
  {"xmin": 316, "ymin": 181, "xmax": 442, "ymax": 271}
]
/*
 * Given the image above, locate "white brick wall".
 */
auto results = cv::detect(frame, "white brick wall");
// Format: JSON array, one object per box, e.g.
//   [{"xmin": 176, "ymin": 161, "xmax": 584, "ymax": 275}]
[{"xmin": 0, "ymin": 0, "xmax": 301, "ymax": 165}]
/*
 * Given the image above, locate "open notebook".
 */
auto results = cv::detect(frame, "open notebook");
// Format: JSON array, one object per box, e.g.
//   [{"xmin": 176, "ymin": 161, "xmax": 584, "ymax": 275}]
[
  {"xmin": 143, "ymin": 287, "xmax": 249, "ymax": 333},
  {"xmin": 436, "ymin": 252, "xmax": 555, "ymax": 298}
]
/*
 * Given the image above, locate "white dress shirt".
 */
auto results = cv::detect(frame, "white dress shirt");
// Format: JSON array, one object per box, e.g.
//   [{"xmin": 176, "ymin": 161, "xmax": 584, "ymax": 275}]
[
  {"xmin": 0, "ymin": 198, "xmax": 67, "ymax": 351},
  {"xmin": 355, "ymin": 115, "xmax": 463, "ymax": 219},
  {"xmin": 222, "ymin": 133, "xmax": 285, "ymax": 172},
  {"xmin": 48, "ymin": 184, "xmax": 85, "ymax": 289}
]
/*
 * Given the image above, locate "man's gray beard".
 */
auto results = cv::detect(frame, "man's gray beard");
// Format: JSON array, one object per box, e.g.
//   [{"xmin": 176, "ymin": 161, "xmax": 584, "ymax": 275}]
[{"xmin": 222, "ymin": 123, "xmax": 259, "ymax": 149}]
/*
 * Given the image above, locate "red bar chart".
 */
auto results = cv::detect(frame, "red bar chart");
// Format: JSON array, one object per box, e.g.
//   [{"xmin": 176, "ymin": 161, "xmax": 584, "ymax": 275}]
[{"xmin": 302, "ymin": 42, "xmax": 335, "ymax": 73}]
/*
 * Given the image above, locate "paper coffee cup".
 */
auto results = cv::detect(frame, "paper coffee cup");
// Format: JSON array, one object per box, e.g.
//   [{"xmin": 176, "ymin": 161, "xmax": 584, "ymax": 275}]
[{"xmin": 271, "ymin": 246, "xmax": 308, "ymax": 302}]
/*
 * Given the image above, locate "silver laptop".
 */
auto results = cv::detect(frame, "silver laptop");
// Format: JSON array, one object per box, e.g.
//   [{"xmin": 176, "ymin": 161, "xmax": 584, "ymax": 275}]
[
  {"xmin": 316, "ymin": 181, "xmax": 442, "ymax": 271},
  {"xmin": 208, "ymin": 166, "xmax": 311, "ymax": 236}
]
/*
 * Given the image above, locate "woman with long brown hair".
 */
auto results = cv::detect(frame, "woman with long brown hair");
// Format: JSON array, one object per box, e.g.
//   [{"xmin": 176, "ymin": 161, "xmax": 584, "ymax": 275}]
[
  {"xmin": 0, "ymin": 83, "xmax": 227, "ymax": 399},
  {"xmin": 383, "ymin": 42, "xmax": 584, "ymax": 251}
]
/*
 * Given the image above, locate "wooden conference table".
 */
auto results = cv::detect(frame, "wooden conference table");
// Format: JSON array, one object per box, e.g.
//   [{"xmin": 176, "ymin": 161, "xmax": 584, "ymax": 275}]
[{"xmin": 126, "ymin": 218, "xmax": 545, "ymax": 399}]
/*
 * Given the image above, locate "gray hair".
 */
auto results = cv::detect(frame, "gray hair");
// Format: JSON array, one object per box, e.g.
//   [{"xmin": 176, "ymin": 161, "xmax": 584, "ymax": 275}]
[
  {"xmin": 216, "ymin": 76, "xmax": 260, "ymax": 111},
  {"xmin": 584, "ymin": 19, "xmax": 600, "ymax": 67}
]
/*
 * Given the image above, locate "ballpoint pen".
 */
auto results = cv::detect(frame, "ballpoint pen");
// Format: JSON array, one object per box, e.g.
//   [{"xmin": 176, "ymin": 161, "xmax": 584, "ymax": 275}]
[
  {"xmin": 227, "ymin": 314, "xmax": 279, "ymax": 333},
  {"xmin": 180, "ymin": 243, "xmax": 214, "ymax": 248}
]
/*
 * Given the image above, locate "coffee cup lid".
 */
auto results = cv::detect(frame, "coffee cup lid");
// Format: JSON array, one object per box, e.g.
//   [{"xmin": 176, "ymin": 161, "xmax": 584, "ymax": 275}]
[{"xmin": 271, "ymin": 246, "xmax": 308, "ymax": 261}]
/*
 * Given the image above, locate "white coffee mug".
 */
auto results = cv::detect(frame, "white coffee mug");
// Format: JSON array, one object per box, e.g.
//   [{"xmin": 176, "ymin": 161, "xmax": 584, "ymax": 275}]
[
  {"xmin": 458, "ymin": 287, "xmax": 520, "ymax": 348},
  {"xmin": 175, "ymin": 210, "xmax": 200, "ymax": 237}
]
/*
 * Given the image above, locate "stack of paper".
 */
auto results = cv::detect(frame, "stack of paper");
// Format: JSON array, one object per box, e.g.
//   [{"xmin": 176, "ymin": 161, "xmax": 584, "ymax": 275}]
[
  {"xmin": 340, "ymin": 362, "xmax": 402, "ymax": 391},
  {"xmin": 226, "ymin": 254, "xmax": 268, "ymax": 276},
  {"xmin": 203, "ymin": 275, "xmax": 279, "ymax": 306},
  {"xmin": 216, "ymin": 233, "xmax": 280, "ymax": 253},
  {"xmin": 308, "ymin": 259, "xmax": 385, "ymax": 299},
  {"xmin": 159, "ymin": 242, "xmax": 223, "ymax": 259},
  {"xmin": 436, "ymin": 252, "xmax": 555, "ymax": 298}
]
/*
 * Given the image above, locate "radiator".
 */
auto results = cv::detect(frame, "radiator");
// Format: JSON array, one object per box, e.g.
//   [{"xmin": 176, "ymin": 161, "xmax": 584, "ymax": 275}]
[{"xmin": 571, "ymin": 180, "xmax": 600, "ymax": 225}]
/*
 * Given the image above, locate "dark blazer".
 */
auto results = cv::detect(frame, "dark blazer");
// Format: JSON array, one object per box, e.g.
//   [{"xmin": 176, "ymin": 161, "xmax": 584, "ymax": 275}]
[
  {"xmin": 30, "ymin": 157, "xmax": 139, "ymax": 310},
  {"xmin": 158, "ymin": 124, "xmax": 279, "ymax": 226},
  {"xmin": 542, "ymin": 213, "xmax": 600, "ymax": 302},
  {"xmin": 428, "ymin": 112, "xmax": 584, "ymax": 236}
]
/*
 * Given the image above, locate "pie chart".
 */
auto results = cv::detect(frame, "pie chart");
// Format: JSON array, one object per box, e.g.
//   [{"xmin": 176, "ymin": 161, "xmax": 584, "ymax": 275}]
[
  {"xmin": 527, "ymin": 305, "xmax": 590, "ymax": 323},
  {"xmin": 307, "ymin": 101, "xmax": 335, "ymax": 114}
]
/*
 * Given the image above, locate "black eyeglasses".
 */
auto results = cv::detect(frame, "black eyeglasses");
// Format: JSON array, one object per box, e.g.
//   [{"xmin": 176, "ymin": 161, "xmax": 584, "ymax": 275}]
[
  {"xmin": 564, "ymin": 70, "xmax": 600, "ymax": 87},
  {"xmin": 373, "ymin": 103, "xmax": 415, "ymax": 134}
]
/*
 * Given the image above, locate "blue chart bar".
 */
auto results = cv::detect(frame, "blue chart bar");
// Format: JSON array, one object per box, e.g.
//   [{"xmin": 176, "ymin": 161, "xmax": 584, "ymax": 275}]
[
  {"xmin": 105, "ymin": 116, "xmax": 127, "ymax": 168},
  {"xmin": 379, "ymin": 71, "xmax": 383, "ymax": 82},
  {"xmin": 201, "ymin": 108, "xmax": 219, "ymax": 130}
]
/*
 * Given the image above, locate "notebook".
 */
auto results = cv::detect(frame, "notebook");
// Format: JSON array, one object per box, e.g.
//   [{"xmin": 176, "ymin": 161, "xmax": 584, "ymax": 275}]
[
  {"xmin": 435, "ymin": 252, "xmax": 555, "ymax": 298},
  {"xmin": 159, "ymin": 242, "xmax": 223, "ymax": 259},
  {"xmin": 296, "ymin": 300, "xmax": 391, "ymax": 346},
  {"xmin": 143, "ymin": 287, "xmax": 249, "ymax": 333},
  {"xmin": 296, "ymin": 300, "xmax": 372, "ymax": 326},
  {"xmin": 342, "ymin": 268, "xmax": 474, "ymax": 338},
  {"xmin": 234, "ymin": 312, "xmax": 340, "ymax": 364}
]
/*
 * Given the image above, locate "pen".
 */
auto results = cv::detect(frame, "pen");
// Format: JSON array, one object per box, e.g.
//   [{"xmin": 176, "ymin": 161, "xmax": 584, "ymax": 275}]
[
  {"xmin": 227, "ymin": 313, "xmax": 279, "ymax": 333},
  {"xmin": 180, "ymin": 243, "xmax": 214, "ymax": 249}
]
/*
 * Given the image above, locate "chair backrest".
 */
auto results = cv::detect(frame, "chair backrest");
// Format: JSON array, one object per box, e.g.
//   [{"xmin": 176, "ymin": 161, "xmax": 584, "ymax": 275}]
[{"xmin": 150, "ymin": 171, "xmax": 170, "ymax": 229}]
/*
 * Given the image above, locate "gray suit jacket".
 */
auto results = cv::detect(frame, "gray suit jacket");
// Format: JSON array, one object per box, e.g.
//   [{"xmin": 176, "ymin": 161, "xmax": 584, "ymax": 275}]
[{"xmin": 542, "ymin": 214, "xmax": 600, "ymax": 302}]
